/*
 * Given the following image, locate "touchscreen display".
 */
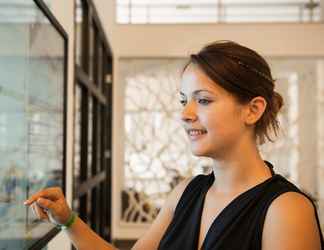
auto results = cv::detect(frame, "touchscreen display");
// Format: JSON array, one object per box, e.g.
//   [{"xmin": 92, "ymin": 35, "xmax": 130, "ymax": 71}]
[{"xmin": 0, "ymin": 1, "xmax": 66, "ymax": 249}]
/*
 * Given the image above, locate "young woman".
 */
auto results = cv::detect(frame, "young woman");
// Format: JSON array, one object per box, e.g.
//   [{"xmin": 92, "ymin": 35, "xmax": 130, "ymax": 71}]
[{"xmin": 24, "ymin": 40, "xmax": 324, "ymax": 250}]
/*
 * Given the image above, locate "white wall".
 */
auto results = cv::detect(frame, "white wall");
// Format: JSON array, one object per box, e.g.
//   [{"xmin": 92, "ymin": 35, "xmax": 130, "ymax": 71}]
[{"xmin": 47, "ymin": 0, "xmax": 74, "ymax": 249}]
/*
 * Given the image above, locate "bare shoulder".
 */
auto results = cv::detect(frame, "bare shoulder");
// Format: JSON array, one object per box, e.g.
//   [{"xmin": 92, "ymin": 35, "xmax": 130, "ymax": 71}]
[{"xmin": 262, "ymin": 191, "xmax": 322, "ymax": 250}]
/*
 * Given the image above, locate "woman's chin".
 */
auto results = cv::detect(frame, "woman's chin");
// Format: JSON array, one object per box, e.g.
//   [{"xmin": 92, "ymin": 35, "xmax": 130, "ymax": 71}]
[
  {"xmin": 190, "ymin": 146, "xmax": 208, "ymax": 157},
  {"xmin": 190, "ymin": 142, "xmax": 217, "ymax": 158}
]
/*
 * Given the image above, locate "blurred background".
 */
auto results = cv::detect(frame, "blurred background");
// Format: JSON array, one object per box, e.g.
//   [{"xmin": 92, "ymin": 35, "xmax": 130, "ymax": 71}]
[{"xmin": 0, "ymin": 0, "xmax": 324, "ymax": 249}]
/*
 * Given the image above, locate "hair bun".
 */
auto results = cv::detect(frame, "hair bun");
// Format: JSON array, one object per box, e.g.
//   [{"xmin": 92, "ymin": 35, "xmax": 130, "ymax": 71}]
[{"xmin": 272, "ymin": 91, "xmax": 284, "ymax": 114}]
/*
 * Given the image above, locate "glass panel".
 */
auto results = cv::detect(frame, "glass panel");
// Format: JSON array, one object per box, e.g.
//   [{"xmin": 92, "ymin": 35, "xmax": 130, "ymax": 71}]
[
  {"xmin": 89, "ymin": 22, "xmax": 95, "ymax": 81},
  {"xmin": 75, "ymin": 0, "xmax": 83, "ymax": 67},
  {"xmin": 74, "ymin": 85, "xmax": 82, "ymax": 186},
  {"xmin": 0, "ymin": 1, "xmax": 49, "ymax": 23},
  {"xmin": 0, "ymin": 1, "xmax": 66, "ymax": 248},
  {"xmin": 116, "ymin": 0, "xmax": 321, "ymax": 23}
]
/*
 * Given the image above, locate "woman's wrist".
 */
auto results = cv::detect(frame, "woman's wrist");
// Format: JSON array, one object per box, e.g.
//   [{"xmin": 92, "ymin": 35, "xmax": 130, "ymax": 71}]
[{"xmin": 55, "ymin": 211, "xmax": 77, "ymax": 230}]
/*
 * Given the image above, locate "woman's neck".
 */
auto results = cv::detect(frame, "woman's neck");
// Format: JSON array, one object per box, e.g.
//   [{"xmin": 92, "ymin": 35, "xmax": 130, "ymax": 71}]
[{"xmin": 210, "ymin": 138, "xmax": 272, "ymax": 195}]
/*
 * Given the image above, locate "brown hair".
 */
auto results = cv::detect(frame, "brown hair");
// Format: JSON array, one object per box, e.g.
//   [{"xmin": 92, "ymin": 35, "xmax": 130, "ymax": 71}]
[{"xmin": 183, "ymin": 40, "xmax": 283, "ymax": 145}]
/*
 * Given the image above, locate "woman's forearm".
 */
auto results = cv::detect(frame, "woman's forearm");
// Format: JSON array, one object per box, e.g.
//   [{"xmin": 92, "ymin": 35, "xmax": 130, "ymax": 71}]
[
  {"xmin": 65, "ymin": 216, "xmax": 119, "ymax": 250},
  {"xmin": 24, "ymin": 188, "xmax": 118, "ymax": 249}
]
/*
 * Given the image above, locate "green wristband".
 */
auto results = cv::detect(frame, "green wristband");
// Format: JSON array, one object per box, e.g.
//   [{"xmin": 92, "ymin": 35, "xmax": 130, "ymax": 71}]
[{"xmin": 57, "ymin": 212, "xmax": 77, "ymax": 230}]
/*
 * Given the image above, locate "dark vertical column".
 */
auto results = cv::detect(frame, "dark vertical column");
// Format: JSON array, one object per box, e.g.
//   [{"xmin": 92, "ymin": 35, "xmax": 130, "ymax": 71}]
[
  {"xmin": 91, "ymin": 97, "xmax": 98, "ymax": 232},
  {"xmin": 79, "ymin": 86, "xmax": 89, "ymax": 222},
  {"xmin": 105, "ymin": 55, "xmax": 113, "ymax": 241}
]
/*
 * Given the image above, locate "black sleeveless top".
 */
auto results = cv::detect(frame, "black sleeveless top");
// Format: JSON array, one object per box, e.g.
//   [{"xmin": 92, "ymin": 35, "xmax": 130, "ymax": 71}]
[{"xmin": 158, "ymin": 161, "xmax": 324, "ymax": 250}]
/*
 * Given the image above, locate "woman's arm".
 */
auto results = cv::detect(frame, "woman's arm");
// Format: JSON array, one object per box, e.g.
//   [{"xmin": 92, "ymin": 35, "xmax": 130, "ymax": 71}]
[
  {"xmin": 24, "ymin": 187, "xmax": 118, "ymax": 250},
  {"xmin": 65, "ymin": 216, "xmax": 118, "ymax": 250},
  {"xmin": 262, "ymin": 191, "xmax": 322, "ymax": 250},
  {"xmin": 24, "ymin": 176, "xmax": 194, "ymax": 250}
]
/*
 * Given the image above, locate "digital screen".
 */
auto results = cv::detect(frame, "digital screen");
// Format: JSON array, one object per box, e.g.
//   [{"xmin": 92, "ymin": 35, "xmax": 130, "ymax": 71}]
[{"xmin": 0, "ymin": 1, "xmax": 66, "ymax": 249}]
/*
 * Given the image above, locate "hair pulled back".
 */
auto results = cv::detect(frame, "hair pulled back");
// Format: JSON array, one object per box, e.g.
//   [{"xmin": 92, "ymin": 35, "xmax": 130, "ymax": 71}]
[{"xmin": 183, "ymin": 40, "xmax": 284, "ymax": 145}]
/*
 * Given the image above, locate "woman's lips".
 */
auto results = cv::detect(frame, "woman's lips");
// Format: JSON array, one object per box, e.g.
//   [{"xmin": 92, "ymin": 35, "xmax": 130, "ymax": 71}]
[{"xmin": 187, "ymin": 130, "xmax": 207, "ymax": 141}]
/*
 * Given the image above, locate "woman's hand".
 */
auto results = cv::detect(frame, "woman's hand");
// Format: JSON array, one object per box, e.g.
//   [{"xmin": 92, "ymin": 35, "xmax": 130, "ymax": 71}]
[
  {"xmin": 24, "ymin": 187, "xmax": 119, "ymax": 250},
  {"xmin": 24, "ymin": 187, "xmax": 72, "ymax": 225}
]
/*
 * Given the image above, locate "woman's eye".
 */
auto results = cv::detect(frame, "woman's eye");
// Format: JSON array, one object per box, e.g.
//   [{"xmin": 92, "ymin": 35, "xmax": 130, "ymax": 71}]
[
  {"xmin": 179, "ymin": 100, "xmax": 186, "ymax": 106},
  {"xmin": 198, "ymin": 99, "xmax": 211, "ymax": 105}
]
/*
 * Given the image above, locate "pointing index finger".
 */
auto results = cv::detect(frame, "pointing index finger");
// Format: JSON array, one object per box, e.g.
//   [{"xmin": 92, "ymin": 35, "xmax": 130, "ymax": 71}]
[{"xmin": 24, "ymin": 187, "xmax": 62, "ymax": 206}]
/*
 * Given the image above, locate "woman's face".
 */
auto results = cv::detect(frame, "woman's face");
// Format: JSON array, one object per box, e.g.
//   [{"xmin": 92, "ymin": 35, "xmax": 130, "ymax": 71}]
[{"xmin": 179, "ymin": 64, "xmax": 247, "ymax": 159}]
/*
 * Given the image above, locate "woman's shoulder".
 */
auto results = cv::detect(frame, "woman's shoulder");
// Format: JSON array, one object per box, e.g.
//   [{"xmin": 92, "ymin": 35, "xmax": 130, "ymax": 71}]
[
  {"xmin": 266, "ymin": 189, "xmax": 317, "ymax": 217},
  {"xmin": 261, "ymin": 176, "xmax": 323, "ymax": 250},
  {"xmin": 262, "ymin": 190, "xmax": 322, "ymax": 249},
  {"xmin": 265, "ymin": 174, "xmax": 320, "ymax": 226},
  {"xmin": 270, "ymin": 174, "xmax": 318, "ymax": 205}
]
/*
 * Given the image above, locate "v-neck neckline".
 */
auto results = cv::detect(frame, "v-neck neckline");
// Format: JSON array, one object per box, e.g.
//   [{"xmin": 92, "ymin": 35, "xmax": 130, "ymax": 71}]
[{"xmin": 197, "ymin": 161, "xmax": 279, "ymax": 250}]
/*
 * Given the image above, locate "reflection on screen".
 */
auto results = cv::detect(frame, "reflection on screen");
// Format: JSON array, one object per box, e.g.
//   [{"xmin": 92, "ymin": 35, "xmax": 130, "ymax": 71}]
[{"xmin": 0, "ymin": 1, "xmax": 65, "ymax": 249}]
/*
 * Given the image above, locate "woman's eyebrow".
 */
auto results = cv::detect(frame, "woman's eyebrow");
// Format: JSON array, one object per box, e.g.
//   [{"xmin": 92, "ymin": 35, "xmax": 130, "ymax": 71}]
[{"xmin": 179, "ymin": 89, "xmax": 215, "ymax": 96}]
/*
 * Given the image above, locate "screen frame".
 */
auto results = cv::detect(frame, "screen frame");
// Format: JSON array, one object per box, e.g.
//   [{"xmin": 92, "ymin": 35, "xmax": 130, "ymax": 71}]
[{"xmin": 28, "ymin": 0, "xmax": 68, "ymax": 249}]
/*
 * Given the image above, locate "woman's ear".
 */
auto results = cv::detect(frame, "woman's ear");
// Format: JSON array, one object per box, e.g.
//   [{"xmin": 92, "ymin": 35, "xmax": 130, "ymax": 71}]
[{"xmin": 244, "ymin": 96, "xmax": 267, "ymax": 125}]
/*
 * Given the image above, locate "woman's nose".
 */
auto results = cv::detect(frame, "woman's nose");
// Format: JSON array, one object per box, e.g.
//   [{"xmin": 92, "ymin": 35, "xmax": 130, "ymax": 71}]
[{"xmin": 181, "ymin": 102, "xmax": 197, "ymax": 123}]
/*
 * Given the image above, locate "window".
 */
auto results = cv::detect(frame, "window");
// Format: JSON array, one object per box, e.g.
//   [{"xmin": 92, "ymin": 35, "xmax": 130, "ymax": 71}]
[{"xmin": 116, "ymin": 0, "xmax": 321, "ymax": 24}]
